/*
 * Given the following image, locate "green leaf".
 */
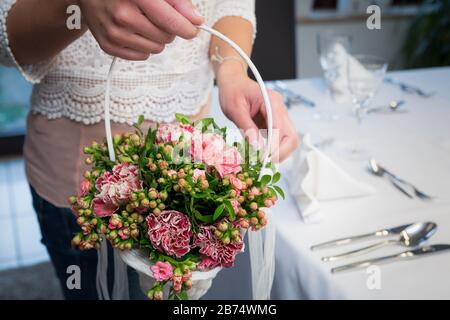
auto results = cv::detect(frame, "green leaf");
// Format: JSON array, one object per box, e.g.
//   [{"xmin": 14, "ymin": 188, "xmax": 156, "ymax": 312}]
[
  {"xmin": 272, "ymin": 172, "xmax": 281, "ymax": 184},
  {"xmin": 224, "ymin": 200, "xmax": 236, "ymax": 221},
  {"xmin": 194, "ymin": 210, "xmax": 214, "ymax": 223},
  {"xmin": 260, "ymin": 174, "xmax": 271, "ymax": 187},
  {"xmin": 273, "ymin": 185, "xmax": 285, "ymax": 200},
  {"xmin": 137, "ymin": 115, "xmax": 144, "ymax": 126},
  {"xmin": 175, "ymin": 113, "xmax": 191, "ymax": 125},
  {"xmin": 213, "ymin": 204, "xmax": 225, "ymax": 221}
]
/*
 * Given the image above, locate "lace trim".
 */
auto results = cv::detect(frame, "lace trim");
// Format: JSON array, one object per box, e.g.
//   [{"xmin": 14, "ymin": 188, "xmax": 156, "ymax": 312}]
[
  {"xmin": 30, "ymin": 64, "xmax": 215, "ymax": 125},
  {"xmin": 0, "ymin": 0, "xmax": 55, "ymax": 83}
]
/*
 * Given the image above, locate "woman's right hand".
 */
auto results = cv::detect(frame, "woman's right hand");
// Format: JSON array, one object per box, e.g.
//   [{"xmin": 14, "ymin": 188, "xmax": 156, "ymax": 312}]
[{"xmin": 78, "ymin": 0, "xmax": 204, "ymax": 60}]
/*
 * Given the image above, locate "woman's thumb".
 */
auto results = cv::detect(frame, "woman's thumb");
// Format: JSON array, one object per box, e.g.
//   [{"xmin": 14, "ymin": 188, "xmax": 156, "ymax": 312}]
[{"xmin": 166, "ymin": 0, "xmax": 204, "ymax": 25}]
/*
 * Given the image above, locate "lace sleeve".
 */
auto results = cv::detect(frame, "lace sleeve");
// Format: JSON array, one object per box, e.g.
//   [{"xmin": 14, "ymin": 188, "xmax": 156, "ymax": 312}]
[
  {"xmin": 0, "ymin": 0, "xmax": 54, "ymax": 83},
  {"xmin": 212, "ymin": 0, "xmax": 257, "ymax": 39}
]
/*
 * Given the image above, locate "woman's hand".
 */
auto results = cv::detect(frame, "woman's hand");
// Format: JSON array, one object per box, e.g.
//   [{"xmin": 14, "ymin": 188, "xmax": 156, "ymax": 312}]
[
  {"xmin": 78, "ymin": 0, "xmax": 204, "ymax": 60},
  {"xmin": 218, "ymin": 62, "xmax": 299, "ymax": 162}
]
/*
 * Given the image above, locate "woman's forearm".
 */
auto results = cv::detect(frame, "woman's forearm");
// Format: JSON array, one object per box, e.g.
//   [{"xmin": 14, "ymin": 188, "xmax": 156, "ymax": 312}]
[
  {"xmin": 209, "ymin": 16, "xmax": 254, "ymax": 85},
  {"xmin": 7, "ymin": 0, "xmax": 87, "ymax": 65}
]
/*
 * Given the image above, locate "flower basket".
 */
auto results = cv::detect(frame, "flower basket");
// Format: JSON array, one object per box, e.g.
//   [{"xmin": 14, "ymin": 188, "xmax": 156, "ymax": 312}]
[
  {"xmin": 70, "ymin": 25, "xmax": 280, "ymax": 300},
  {"xmin": 120, "ymin": 249, "xmax": 222, "ymax": 300}
]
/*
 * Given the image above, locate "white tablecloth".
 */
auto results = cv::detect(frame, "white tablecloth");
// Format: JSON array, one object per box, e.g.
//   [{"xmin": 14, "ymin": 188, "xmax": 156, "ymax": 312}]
[{"xmin": 204, "ymin": 67, "xmax": 450, "ymax": 300}]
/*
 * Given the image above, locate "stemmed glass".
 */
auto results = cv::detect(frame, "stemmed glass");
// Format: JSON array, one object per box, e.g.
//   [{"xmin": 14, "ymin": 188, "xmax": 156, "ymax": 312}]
[
  {"xmin": 345, "ymin": 54, "xmax": 388, "ymax": 157},
  {"xmin": 316, "ymin": 32, "xmax": 352, "ymax": 120}
]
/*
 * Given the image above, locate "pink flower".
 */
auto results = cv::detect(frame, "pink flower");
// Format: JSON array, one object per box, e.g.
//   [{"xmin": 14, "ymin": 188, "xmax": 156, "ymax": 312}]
[
  {"xmin": 229, "ymin": 174, "xmax": 246, "ymax": 191},
  {"xmin": 146, "ymin": 210, "xmax": 192, "ymax": 258},
  {"xmin": 214, "ymin": 147, "xmax": 242, "ymax": 177},
  {"xmin": 249, "ymin": 187, "xmax": 261, "ymax": 196},
  {"xmin": 230, "ymin": 199, "xmax": 239, "ymax": 214},
  {"xmin": 156, "ymin": 123, "xmax": 196, "ymax": 145},
  {"xmin": 93, "ymin": 198, "xmax": 118, "ymax": 217},
  {"xmin": 192, "ymin": 168, "xmax": 206, "ymax": 181},
  {"xmin": 93, "ymin": 163, "xmax": 142, "ymax": 216},
  {"xmin": 191, "ymin": 133, "xmax": 242, "ymax": 177},
  {"xmin": 193, "ymin": 223, "xmax": 244, "ymax": 268},
  {"xmin": 197, "ymin": 256, "xmax": 217, "ymax": 271},
  {"xmin": 79, "ymin": 179, "xmax": 91, "ymax": 196},
  {"xmin": 191, "ymin": 133, "xmax": 225, "ymax": 166},
  {"xmin": 151, "ymin": 261, "xmax": 173, "ymax": 281}
]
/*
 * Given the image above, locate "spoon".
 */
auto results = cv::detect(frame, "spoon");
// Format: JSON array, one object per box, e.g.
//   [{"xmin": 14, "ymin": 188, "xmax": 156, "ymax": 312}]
[
  {"xmin": 322, "ymin": 222, "xmax": 437, "ymax": 262},
  {"xmin": 367, "ymin": 100, "xmax": 405, "ymax": 114},
  {"xmin": 369, "ymin": 159, "xmax": 433, "ymax": 200}
]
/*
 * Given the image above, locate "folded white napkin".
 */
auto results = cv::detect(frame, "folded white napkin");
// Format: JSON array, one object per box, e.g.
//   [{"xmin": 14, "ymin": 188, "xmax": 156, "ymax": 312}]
[{"xmin": 284, "ymin": 134, "xmax": 375, "ymax": 223}]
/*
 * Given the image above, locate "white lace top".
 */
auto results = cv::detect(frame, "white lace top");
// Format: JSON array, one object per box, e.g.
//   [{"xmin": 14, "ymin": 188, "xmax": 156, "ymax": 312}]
[{"xmin": 0, "ymin": 0, "xmax": 256, "ymax": 125}]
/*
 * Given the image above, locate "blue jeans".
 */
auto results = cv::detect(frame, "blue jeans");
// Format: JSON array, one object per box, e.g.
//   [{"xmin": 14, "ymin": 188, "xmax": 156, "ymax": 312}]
[{"xmin": 30, "ymin": 186, "xmax": 145, "ymax": 300}]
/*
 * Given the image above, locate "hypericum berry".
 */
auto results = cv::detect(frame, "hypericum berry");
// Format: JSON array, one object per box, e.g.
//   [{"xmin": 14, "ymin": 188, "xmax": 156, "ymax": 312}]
[
  {"xmin": 153, "ymin": 208, "xmax": 161, "ymax": 216},
  {"xmin": 222, "ymin": 236, "xmax": 231, "ymax": 245},
  {"xmin": 264, "ymin": 199, "xmax": 273, "ymax": 208},
  {"xmin": 214, "ymin": 230, "xmax": 223, "ymax": 238},
  {"xmin": 140, "ymin": 199, "xmax": 150, "ymax": 207},
  {"xmin": 85, "ymin": 157, "xmax": 93, "ymax": 165},
  {"xmin": 149, "ymin": 200, "xmax": 157, "ymax": 209},
  {"xmin": 250, "ymin": 217, "xmax": 259, "ymax": 226},
  {"xmin": 239, "ymin": 219, "xmax": 250, "ymax": 229},
  {"xmin": 217, "ymin": 222, "xmax": 228, "ymax": 232},
  {"xmin": 148, "ymin": 189, "xmax": 158, "ymax": 199},
  {"xmin": 257, "ymin": 210, "xmax": 265, "ymax": 219},
  {"xmin": 250, "ymin": 202, "xmax": 258, "ymax": 211}
]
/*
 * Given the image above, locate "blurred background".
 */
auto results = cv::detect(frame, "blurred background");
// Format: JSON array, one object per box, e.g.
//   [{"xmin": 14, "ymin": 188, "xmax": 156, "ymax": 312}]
[{"xmin": 0, "ymin": 0, "xmax": 449, "ymax": 299}]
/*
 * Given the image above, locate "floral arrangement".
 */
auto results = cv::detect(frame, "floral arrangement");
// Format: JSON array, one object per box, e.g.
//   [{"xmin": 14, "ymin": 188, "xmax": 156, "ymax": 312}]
[{"xmin": 69, "ymin": 114, "xmax": 284, "ymax": 300}]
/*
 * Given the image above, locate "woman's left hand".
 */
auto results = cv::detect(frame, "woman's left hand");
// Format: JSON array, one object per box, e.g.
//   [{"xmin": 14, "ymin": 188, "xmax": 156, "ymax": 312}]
[{"xmin": 218, "ymin": 63, "xmax": 299, "ymax": 162}]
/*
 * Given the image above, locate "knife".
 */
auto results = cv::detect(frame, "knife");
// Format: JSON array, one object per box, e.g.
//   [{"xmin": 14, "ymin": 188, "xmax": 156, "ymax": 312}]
[
  {"xmin": 273, "ymin": 81, "xmax": 316, "ymax": 108},
  {"xmin": 331, "ymin": 244, "xmax": 450, "ymax": 274},
  {"xmin": 310, "ymin": 223, "xmax": 414, "ymax": 251}
]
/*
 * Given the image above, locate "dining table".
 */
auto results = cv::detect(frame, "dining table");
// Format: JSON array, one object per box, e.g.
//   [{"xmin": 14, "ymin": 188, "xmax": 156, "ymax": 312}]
[{"xmin": 203, "ymin": 66, "xmax": 450, "ymax": 300}]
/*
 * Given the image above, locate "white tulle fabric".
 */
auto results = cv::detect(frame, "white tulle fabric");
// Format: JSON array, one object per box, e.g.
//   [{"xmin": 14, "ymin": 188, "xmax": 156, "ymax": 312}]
[{"xmin": 0, "ymin": 0, "xmax": 256, "ymax": 125}]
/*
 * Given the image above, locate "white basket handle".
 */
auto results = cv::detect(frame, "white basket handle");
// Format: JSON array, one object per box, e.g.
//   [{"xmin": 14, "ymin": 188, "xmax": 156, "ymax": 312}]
[
  {"xmin": 103, "ymin": 24, "xmax": 275, "ymax": 300},
  {"xmin": 104, "ymin": 24, "xmax": 274, "ymax": 172}
]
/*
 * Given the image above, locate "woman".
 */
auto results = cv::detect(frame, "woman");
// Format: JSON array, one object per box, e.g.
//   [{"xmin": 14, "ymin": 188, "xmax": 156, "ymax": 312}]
[{"xmin": 0, "ymin": 0, "xmax": 298, "ymax": 299}]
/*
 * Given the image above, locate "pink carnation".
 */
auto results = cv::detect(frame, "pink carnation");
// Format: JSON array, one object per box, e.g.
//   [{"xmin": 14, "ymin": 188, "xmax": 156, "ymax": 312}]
[
  {"xmin": 151, "ymin": 261, "xmax": 173, "ymax": 281},
  {"xmin": 146, "ymin": 210, "xmax": 192, "ymax": 258},
  {"xmin": 193, "ymin": 224, "xmax": 244, "ymax": 268},
  {"xmin": 215, "ymin": 147, "xmax": 242, "ymax": 177},
  {"xmin": 229, "ymin": 174, "xmax": 246, "ymax": 191},
  {"xmin": 79, "ymin": 179, "xmax": 91, "ymax": 197},
  {"xmin": 156, "ymin": 123, "xmax": 196, "ymax": 145},
  {"xmin": 191, "ymin": 133, "xmax": 242, "ymax": 177},
  {"xmin": 93, "ymin": 163, "xmax": 142, "ymax": 217}
]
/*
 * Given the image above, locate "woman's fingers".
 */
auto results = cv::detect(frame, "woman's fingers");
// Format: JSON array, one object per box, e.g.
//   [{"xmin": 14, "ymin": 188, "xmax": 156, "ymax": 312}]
[
  {"xmin": 138, "ymin": 0, "xmax": 200, "ymax": 39},
  {"xmin": 165, "ymin": 0, "xmax": 204, "ymax": 25},
  {"xmin": 104, "ymin": 25, "xmax": 166, "ymax": 55},
  {"xmin": 112, "ymin": 8, "xmax": 176, "ymax": 45}
]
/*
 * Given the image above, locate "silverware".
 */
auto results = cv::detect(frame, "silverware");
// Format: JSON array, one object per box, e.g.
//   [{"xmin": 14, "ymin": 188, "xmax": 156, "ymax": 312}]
[
  {"xmin": 369, "ymin": 159, "xmax": 433, "ymax": 200},
  {"xmin": 272, "ymin": 81, "xmax": 316, "ymax": 108},
  {"xmin": 384, "ymin": 77, "xmax": 435, "ymax": 97},
  {"xmin": 367, "ymin": 100, "xmax": 406, "ymax": 114},
  {"xmin": 322, "ymin": 222, "xmax": 437, "ymax": 262},
  {"xmin": 310, "ymin": 222, "xmax": 414, "ymax": 251},
  {"xmin": 331, "ymin": 244, "xmax": 450, "ymax": 274}
]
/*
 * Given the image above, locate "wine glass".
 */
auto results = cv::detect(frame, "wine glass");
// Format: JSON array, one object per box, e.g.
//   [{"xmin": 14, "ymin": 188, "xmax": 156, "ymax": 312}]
[
  {"xmin": 317, "ymin": 32, "xmax": 352, "ymax": 89},
  {"xmin": 316, "ymin": 32, "xmax": 352, "ymax": 120},
  {"xmin": 345, "ymin": 54, "xmax": 388, "ymax": 157}
]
